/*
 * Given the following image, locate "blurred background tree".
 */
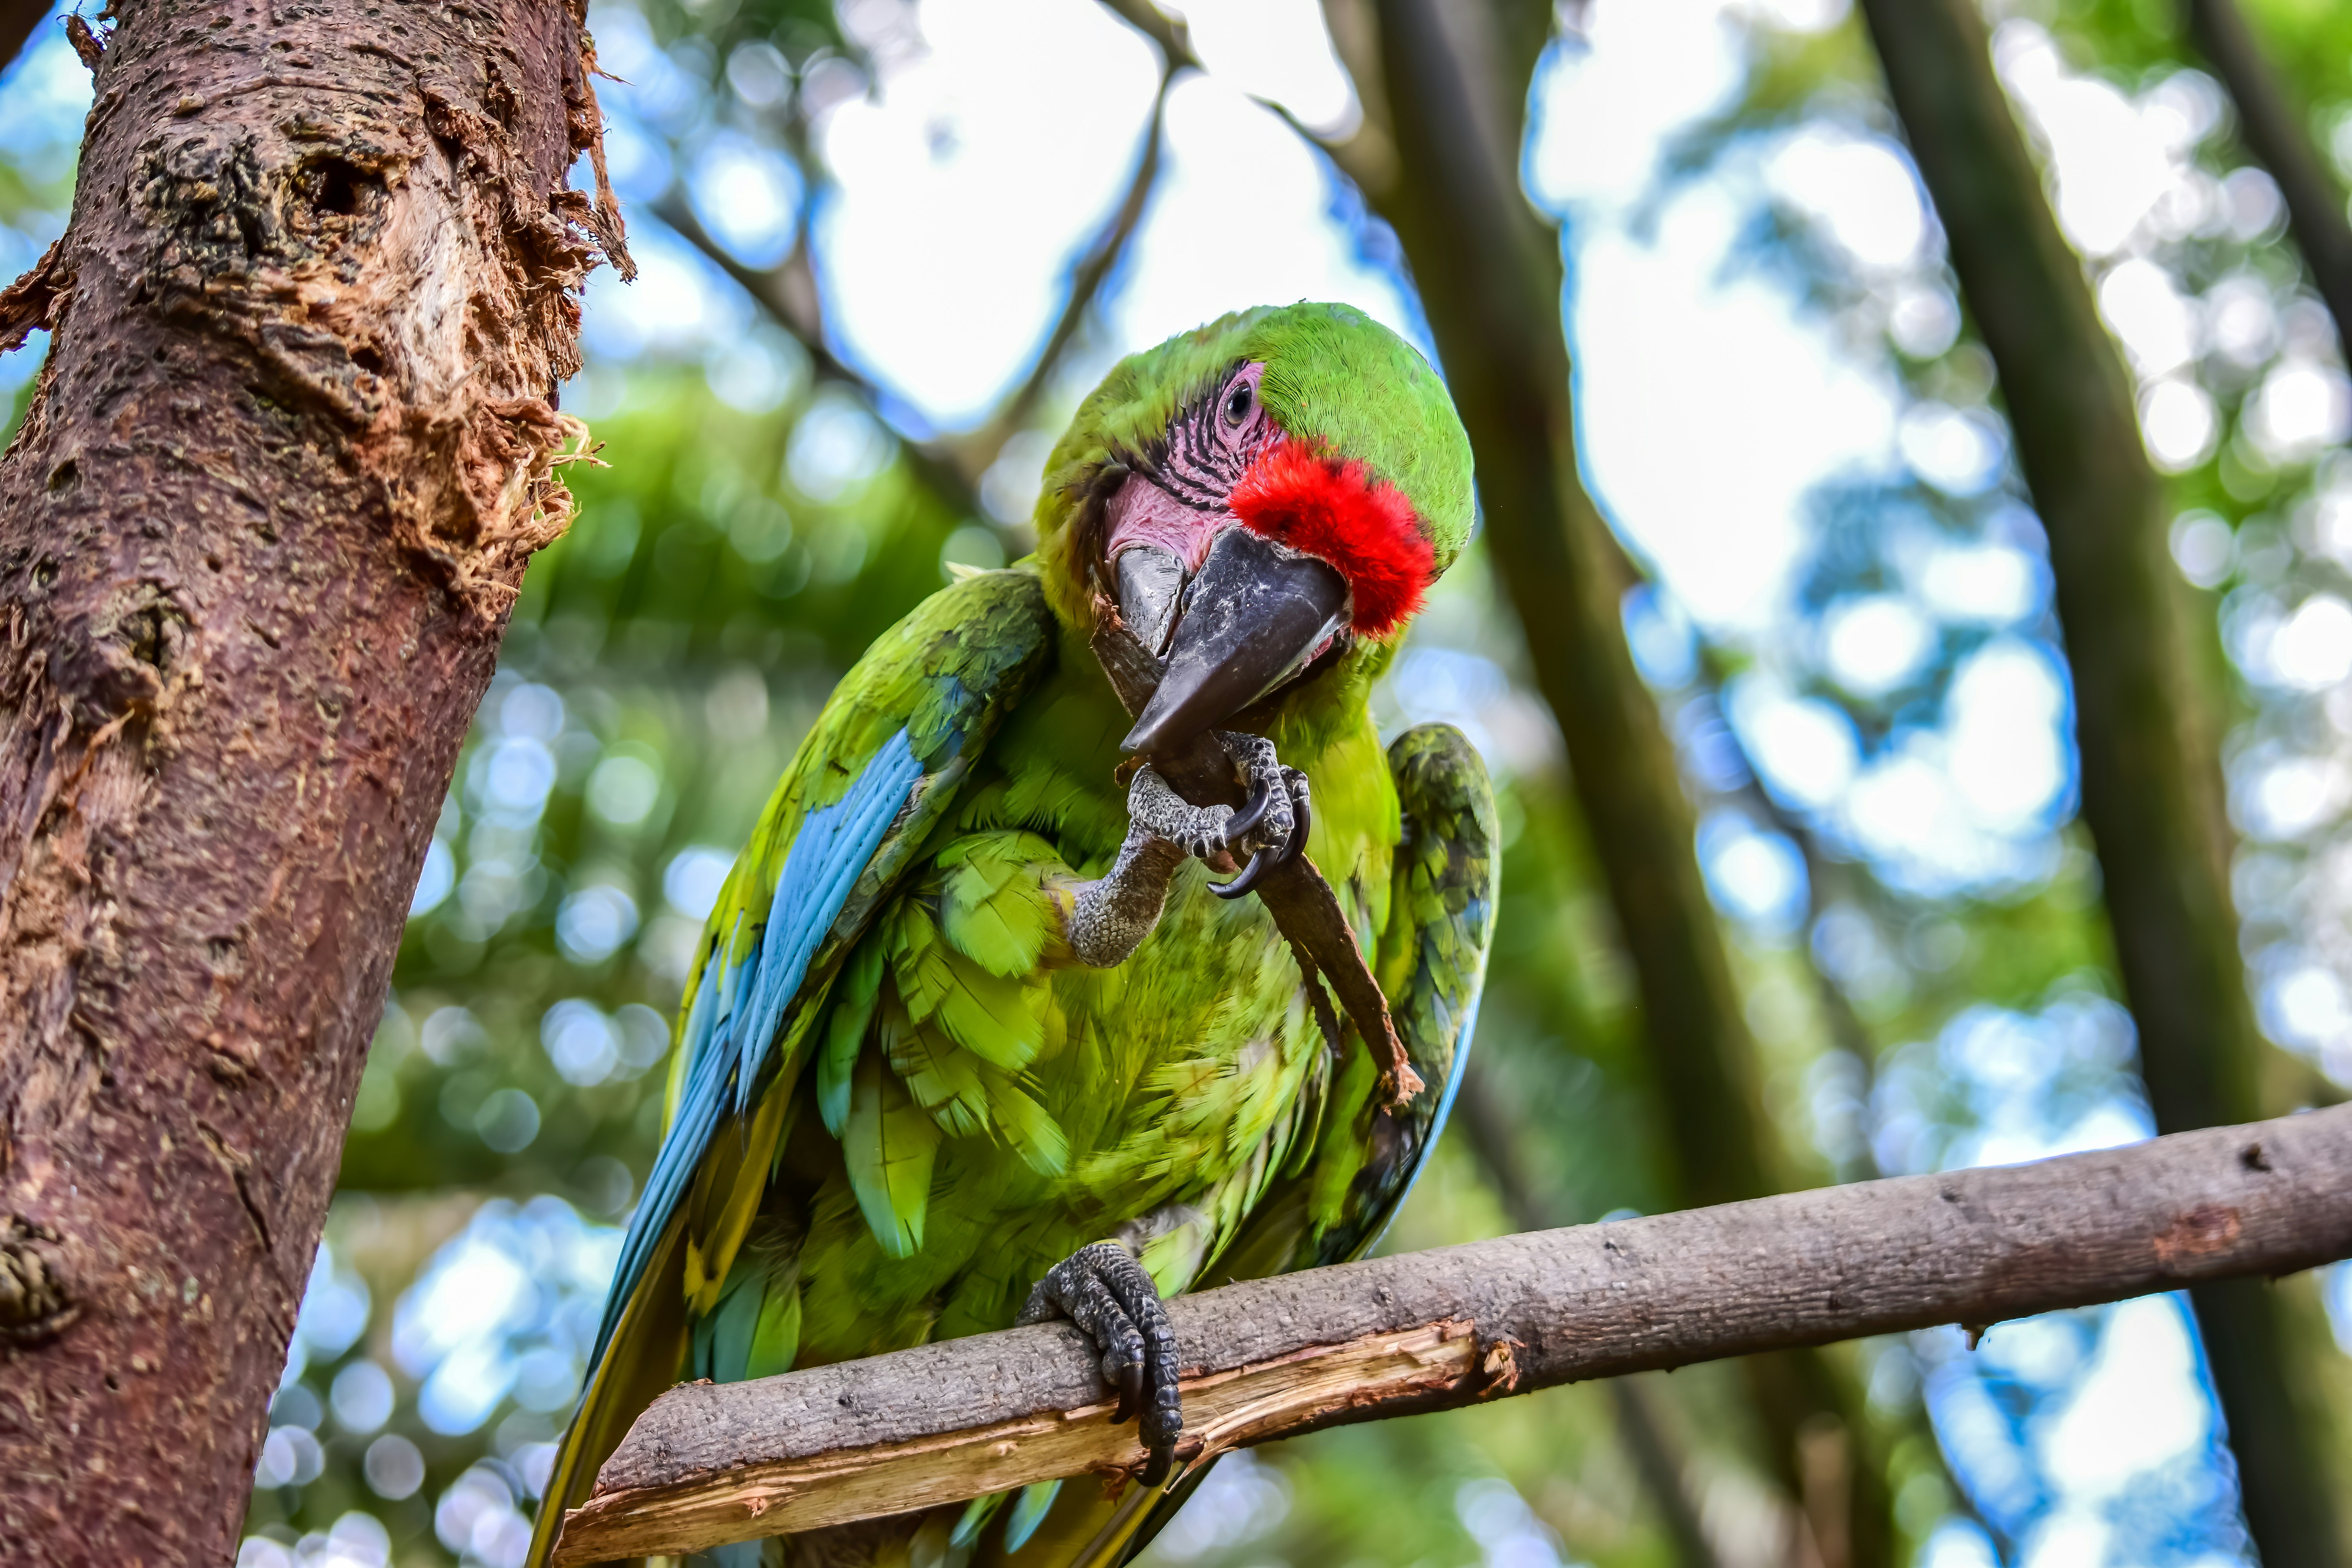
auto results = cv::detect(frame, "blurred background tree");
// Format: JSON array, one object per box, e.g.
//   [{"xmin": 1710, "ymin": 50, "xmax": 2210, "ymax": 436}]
[{"xmin": 7, "ymin": 0, "xmax": 2352, "ymax": 1564}]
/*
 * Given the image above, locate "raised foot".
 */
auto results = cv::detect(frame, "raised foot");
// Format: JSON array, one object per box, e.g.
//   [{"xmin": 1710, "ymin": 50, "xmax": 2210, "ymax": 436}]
[
  {"xmin": 1129, "ymin": 731, "xmax": 1311, "ymax": 900},
  {"xmin": 1018, "ymin": 1241, "xmax": 1183, "ymax": 1485}
]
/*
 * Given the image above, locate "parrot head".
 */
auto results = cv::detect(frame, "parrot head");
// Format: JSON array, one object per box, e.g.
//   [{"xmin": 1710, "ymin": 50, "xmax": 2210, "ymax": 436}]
[{"xmin": 1036, "ymin": 302, "xmax": 1474, "ymax": 756}]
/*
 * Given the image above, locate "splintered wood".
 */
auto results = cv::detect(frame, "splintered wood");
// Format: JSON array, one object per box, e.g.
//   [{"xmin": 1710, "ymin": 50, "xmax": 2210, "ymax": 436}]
[{"xmin": 559, "ymin": 1320, "xmax": 1492, "ymax": 1560}]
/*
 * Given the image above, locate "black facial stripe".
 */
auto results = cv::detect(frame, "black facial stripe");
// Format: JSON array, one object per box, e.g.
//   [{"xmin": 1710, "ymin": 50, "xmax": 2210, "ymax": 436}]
[{"xmin": 1137, "ymin": 362, "xmax": 1271, "ymax": 509}]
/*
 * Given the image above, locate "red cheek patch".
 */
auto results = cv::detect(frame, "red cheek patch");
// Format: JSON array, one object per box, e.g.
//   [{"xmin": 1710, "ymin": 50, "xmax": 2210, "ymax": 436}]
[{"xmin": 1229, "ymin": 443, "xmax": 1434, "ymax": 638}]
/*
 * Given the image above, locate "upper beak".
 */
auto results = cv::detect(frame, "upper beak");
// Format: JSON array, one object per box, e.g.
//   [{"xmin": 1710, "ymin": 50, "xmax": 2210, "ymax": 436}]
[{"xmin": 1120, "ymin": 526, "xmax": 1350, "ymax": 756}]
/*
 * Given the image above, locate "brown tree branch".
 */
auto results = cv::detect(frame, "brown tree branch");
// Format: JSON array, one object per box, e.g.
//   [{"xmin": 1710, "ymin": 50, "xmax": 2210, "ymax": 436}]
[
  {"xmin": 552, "ymin": 1104, "xmax": 2352, "ymax": 1563},
  {"xmin": 1859, "ymin": 1, "xmax": 2346, "ymax": 1558},
  {"xmin": 2183, "ymin": 0, "xmax": 2352, "ymax": 364}
]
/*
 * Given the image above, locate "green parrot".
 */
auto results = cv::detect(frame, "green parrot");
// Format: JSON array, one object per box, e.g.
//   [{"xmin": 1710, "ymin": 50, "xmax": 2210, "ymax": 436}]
[{"xmin": 529, "ymin": 301, "xmax": 1498, "ymax": 1568}]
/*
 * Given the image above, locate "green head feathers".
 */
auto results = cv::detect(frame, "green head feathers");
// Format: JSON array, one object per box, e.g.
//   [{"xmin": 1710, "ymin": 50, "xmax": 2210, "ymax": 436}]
[{"xmin": 1034, "ymin": 302, "xmax": 1475, "ymax": 633}]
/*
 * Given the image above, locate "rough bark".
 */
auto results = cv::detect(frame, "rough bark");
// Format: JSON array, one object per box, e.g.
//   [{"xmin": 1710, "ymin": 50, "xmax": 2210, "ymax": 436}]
[
  {"xmin": 0, "ymin": 0, "xmax": 626, "ymax": 1559},
  {"xmin": 2183, "ymin": 0, "xmax": 2352, "ymax": 363},
  {"xmin": 550, "ymin": 1105, "xmax": 2352, "ymax": 1564},
  {"xmin": 1858, "ymin": 0, "xmax": 2344, "ymax": 1559},
  {"xmin": 1294, "ymin": 1, "xmax": 1900, "ymax": 1560}
]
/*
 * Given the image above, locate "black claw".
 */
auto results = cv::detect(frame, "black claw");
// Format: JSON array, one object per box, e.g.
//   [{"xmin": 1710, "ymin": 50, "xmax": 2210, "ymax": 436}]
[
  {"xmin": 1020, "ymin": 1242, "xmax": 1184, "ymax": 1483},
  {"xmin": 1224, "ymin": 775, "xmax": 1276, "ymax": 846},
  {"xmin": 1210, "ymin": 846, "xmax": 1272, "ymax": 900},
  {"xmin": 1114, "ymin": 1357, "xmax": 1144, "ymax": 1424},
  {"xmin": 1281, "ymin": 786, "xmax": 1312, "ymax": 864}
]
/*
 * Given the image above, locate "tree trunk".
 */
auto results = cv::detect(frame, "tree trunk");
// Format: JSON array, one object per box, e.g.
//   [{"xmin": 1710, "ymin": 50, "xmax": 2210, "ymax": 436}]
[
  {"xmin": 2182, "ymin": 0, "xmax": 2352, "ymax": 363},
  {"xmin": 1, "ymin": 0, "xmax": 49, "ymax": 81},
  {"xmin": 1857, "ymin": 1, "xmax": 2345, "ymax": 1559},
  {"xmin": 0, "ymin": 0, "xmax": 626, "ymax": 1558},
  {"xmin": 1319, "ymin": 2, "xmax": 1898, "ymax": 1562}
]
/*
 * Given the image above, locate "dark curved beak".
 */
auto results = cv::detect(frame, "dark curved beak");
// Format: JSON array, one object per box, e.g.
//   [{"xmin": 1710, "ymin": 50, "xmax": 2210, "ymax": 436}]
[{"xmin": 1120, "ymin": 526, "xmax": 1349, "ymax": 756}]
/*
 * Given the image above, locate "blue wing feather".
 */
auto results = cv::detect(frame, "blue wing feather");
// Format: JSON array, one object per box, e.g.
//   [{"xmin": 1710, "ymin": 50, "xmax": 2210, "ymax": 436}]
[
  {"xmin": 588, "ymin": 732, "xmax": 924, "ymax": 1369},
  {"xmin": 733, "ymin": 730, "xmax": 925, "ymax": 1111}
]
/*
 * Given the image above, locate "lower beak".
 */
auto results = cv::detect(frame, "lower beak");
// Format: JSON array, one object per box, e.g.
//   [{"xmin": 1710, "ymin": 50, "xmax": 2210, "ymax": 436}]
[{"xmin": 1120, "ymin": 526, "xmax": 1350, "ymax": 756}]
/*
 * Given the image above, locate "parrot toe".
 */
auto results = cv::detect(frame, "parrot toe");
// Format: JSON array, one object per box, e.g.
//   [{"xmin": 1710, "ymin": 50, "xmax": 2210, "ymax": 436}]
[
  {"xmin": 1017, "ymin": 1240, "xmax": 1184, "ymax": 1486},
  {"xmin": 1208, "ymin": 733, "xmax": 1310, "ymax": 900}
]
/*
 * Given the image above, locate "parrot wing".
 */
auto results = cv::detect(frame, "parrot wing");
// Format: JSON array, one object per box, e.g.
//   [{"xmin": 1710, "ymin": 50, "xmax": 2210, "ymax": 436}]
[{"xmin": 531, "ymin": 566, "xmax": 1056, "ymax": 1564}]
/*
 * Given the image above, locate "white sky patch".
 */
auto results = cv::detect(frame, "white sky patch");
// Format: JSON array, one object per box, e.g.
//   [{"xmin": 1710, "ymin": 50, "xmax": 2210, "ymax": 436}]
[
  {"xmin": 2038, "ymin": 1296, "xmax": 2212, "ymax": 1501},
  {"xmin": 2096, "ymin": 258, "xmax": 2198, "ymax": 379},
  {"xmin": 1766, "ymin": 125, "xmax": 1928, "ymax": 274},
  {"xmin": 1993, "ymin": 22, "xmax": 2178, "ymax": 259},
  {"xmin": 687, "ymin": 132, "xmax": 802, "ymax": 269},
  {"xmin": 1570, "ymin": 183, "xmax": 1900, "ymax": 632},
  {"xmin": 1899, "ymin": 402, "xmax": 2008, "ymax": 495},
  {"xmin": 580, "ymin": 229, "xmax": 754, "ymax": 362},
  {"xmin": 1823, "ymin": 594, "xmax": 1935, "ymax": 697},
  {"xmin": 816, "ymin": 0, "xmax": 1158, "ymax": 423},
  {"xmin": 1166, "ymin": 0, "xmax": 1360, "ymax": 136},
  {"xmin": 1727, "ymin": 676, "xmax": 1861, "ymax": 809},
  {"xmin": 1109, "ymin": 74, "xmax": 1417, "ymax": 358},
  {"xmin": 2140, "ymin": 377, "xmax": 2221, "ymax": 472},
  {"xmin": 1919, "ymin": 541, "xmax": 2042, "ymax": 625},
  {"xmin": 2243, "ymin": 358, "xmax": 2352, "ymax": 464},
  {"xmin": 1526, "ymin": 0, "xmax": 1745, "ymax": 212}
]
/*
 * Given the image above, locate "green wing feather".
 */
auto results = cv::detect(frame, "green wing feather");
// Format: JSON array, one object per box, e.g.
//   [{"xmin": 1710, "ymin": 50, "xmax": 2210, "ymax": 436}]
[{"xmin": 531, "ymin": 568, "xmax": 1056, "ymax": 1564}]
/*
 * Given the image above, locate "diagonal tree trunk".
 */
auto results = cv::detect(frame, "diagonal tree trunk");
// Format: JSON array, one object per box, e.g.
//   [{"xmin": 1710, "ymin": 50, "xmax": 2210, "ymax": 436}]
[
  {"xmin": 0, "ymin": 0, "xmax": 626, "ymax": 1557},
  {"xmin": 1857, "ymin": 0, "xmax": 2345, "ymax": 1560},
  {"xmin": 0, "ymin": 0, "xmax": 48, "ymax": 81},
  {"xmin": 2182, "ymin": 0, "xmax": 2352, "ymax": 363},
  {"xmin": 1306, "ymin": 2, "xmax": 1896, "ymax": 1562}
]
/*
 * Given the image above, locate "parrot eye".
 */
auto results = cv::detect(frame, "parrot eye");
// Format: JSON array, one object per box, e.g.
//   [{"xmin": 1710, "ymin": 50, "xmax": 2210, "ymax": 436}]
[{"xmin": 1223, "ymin": 380, "xmax": 1254, "ymax": 425}]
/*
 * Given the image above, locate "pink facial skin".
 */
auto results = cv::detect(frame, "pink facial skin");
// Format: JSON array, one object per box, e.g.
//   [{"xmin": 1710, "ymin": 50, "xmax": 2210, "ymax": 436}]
[
  {"xmin": 1105, "ymin": 363, "xmax": 1277, "ymax": 572},
  {"xmin": 1104, "ymin": 473, "xmax": 1225, "ymax": 572}
]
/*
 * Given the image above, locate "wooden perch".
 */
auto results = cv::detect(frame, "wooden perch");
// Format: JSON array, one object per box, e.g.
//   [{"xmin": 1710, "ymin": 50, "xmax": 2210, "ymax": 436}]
[
  {"xmin": 1088, "ymin": 598, "xmax": 1421, "ymax": 1106},
  {"xmin": 552, "ymin": 1104, "xmax": 2352, "ymax": 1563}
]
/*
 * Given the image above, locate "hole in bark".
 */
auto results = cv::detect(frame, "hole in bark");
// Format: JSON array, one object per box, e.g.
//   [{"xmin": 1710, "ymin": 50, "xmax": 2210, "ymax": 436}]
[
  {"xmin": 352, "ymin": 344, "xmax": 386, "ymax": 376},
  {"xmin": 121, "ymin": 605, "xmax": 174, "ymax": 670},
  {"xmin": 47, "ymin": 459, "xmax": 78, "ymax": 494},
  {"xmin": 304, "ymin": 156, "xmax": 370, "ymax": 217},
  {"xmin": 2241, "ymin": 1142, "xmax": 2272, "ymax": 1172},
  {"xmin": 299, "ymin": 155, "xmax": 381, "ymax": 222}
]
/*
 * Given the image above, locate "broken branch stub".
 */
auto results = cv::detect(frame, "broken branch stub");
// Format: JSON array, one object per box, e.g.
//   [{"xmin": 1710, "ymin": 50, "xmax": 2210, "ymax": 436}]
[
  {"xmin": 1087, "ymin": 598, "xmax": 1420, "ymax": 1105},
  {"xmin": 554, "ymin": 1105, "xmax": 2352, "ymax": 1563}
]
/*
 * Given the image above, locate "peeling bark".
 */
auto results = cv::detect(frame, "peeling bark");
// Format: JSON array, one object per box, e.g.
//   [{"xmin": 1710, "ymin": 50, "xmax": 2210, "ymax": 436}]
[
  {"xmin": 553, "ymin": 1106, "xmax": 2352, "ymax": 1564},
  {"xmin": 0, "ymin": 0, "xmax": 626, "ymax": 1558}
]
